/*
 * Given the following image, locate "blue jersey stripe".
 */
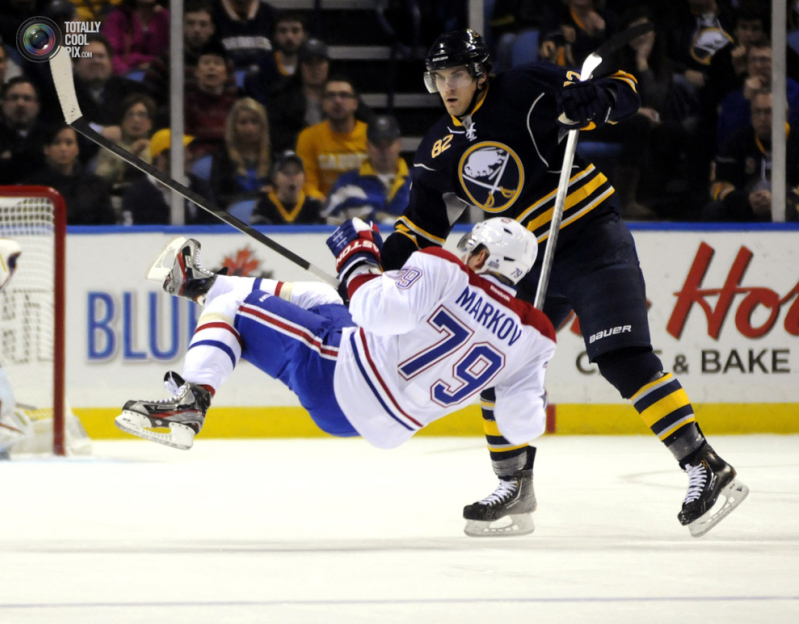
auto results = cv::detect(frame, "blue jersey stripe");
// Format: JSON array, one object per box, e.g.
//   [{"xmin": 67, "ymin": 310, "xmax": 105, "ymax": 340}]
[
  {"xmin": 349, "ymin": 333, "xmax": 413, "ymax": 432},
  {"xmin": 188, "ymin": 339, "xmax": 238, "ymax": 367}
]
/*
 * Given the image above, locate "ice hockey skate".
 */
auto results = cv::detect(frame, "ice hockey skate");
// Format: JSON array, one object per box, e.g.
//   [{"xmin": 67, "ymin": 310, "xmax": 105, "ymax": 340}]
[
  {"xmin": 145, "ymin": 236, "xmax": 218, "ymax": 304},
  {"xmin": 463, "ymin": 468, "xmax": 537, "ymax": 537},
  {"xmin": 115, "ymin": 372, "xmax": 212, "ymax": 450},
  {"xmin": 678, "ymin": 444, "xmax": 749, "ymax": 537}
]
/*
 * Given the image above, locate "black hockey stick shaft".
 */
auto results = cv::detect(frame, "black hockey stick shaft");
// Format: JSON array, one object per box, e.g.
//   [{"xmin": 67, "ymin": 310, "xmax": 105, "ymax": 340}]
[
  {"xmin": 592, "ymin": 22, "xmax": 653, "ymax": 63},
  {"xmin": 48, "ymin": 49, "xmax": 339, "ymax": 287},
  {"xmin": 532, "ymin": 22, "xmax": 652, "ymax": 310}
]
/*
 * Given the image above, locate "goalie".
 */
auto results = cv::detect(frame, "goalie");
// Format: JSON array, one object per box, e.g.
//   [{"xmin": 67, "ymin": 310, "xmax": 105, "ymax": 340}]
[{"xmin": 0, "ymin": 239, "xmax": 22, "ymax": 459}]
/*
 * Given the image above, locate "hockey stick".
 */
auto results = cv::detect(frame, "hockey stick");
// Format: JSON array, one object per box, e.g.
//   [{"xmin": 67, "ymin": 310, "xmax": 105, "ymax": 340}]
[
  {"xmin": 47, "ymin": 48, "xmax": 339, "ymax": 287},
  {"xmin": 533, "ymin": 22, "xmax": 653, "ymax": 310}
]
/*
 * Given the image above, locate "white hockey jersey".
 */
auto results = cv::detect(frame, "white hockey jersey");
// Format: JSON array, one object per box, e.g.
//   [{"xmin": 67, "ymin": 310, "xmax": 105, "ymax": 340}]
[{"xmin": 333, "ymin": 248, "xmax": 557, "ymax": 449}]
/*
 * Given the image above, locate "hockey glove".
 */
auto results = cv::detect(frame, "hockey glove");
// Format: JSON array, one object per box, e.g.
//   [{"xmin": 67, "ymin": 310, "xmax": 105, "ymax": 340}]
[
  {"xmin": 556, "ymin": 81, "xmax": 612, "ymax": 129},
  {"xmin": 326, "ymin": 218, "xmax": 383, "ymax": 283}
]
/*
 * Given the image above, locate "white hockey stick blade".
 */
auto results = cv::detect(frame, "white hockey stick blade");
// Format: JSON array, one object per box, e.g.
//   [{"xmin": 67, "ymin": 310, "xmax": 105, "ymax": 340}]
[
  {"xmin": 464, "ymin": 512, "xmax": 535, "ymax": 538},
  {"xmin": 115, "ymin": 411, "xmax": 196, "ymax": 450},
  {"xmin": 145, "ymin": 236, "xmax": 190, "ymax": 283},
  {"xmin": 49, "ymin": 47, "xmax": 83, "ymax": 123},
  {"xmin": 688, "ymin": 478, "xmax": 750, "ymax": 538}
]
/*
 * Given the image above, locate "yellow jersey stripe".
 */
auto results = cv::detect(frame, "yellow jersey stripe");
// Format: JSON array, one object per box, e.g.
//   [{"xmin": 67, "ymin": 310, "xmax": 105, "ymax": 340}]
[
  {"xmin": 610, "ymin": 70, "xmax": 638, "ymax": 93},
  {"xmin": 516, "ymin": 165, "xmax": 596, "ymax": 223},
  {"xmin": 525, "ymin": 171, "xmax": 608, "ymax": 232},
  {"xmin": 556, "ymin": 186, "xmax": 615, "ymax": 228},
  {"xmin": 396, "ymin": 217, "xmax": 446, "ymax": 245}
]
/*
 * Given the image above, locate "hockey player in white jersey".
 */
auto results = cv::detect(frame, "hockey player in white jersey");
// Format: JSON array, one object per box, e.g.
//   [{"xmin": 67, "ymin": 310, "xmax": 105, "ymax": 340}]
[
  {"xmin": 0, "ymin": 239, "xmax": 23, "ymax": 459},
  {"xmin": 116, "ymin": 217, "xmax": 556, "ymax": 534}
]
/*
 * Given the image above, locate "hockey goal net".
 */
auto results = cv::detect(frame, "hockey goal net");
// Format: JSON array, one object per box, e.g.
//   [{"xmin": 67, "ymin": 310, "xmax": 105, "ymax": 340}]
[{"xmin": 0, "ymin": 186, "xmax": 89, "ymax": 456}]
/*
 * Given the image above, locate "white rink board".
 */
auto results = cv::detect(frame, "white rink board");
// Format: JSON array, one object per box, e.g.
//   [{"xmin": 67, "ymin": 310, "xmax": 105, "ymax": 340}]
[{"xmin": 64, "ymin": 228, "xmax": 799, "ymax": 407}]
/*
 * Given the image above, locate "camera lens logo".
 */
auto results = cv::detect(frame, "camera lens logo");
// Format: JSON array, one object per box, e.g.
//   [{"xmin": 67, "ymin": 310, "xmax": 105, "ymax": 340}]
[{"xmin": 17, "ymin": 17, "xmax": 63, "ymax": 63}]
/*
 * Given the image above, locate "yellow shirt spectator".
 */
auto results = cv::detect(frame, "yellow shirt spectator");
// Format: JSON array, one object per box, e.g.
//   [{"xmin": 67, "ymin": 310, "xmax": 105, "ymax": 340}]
[
  {"xmin": 72, "ymin": 0, "xmax": 122, "ymax": 22},
  {"xmin": 295, "ymin": 119, "xmax": 368, "ymax": 199}
]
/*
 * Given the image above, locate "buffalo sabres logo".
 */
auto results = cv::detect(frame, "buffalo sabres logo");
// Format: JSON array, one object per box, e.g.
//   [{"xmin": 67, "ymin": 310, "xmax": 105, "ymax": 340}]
[{"xmin": 458, "ymin": 142, "xmax": 524, "ymax": 212}]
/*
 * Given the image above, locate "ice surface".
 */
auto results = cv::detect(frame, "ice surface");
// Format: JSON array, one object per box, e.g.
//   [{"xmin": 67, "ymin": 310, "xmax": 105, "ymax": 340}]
[{"xmin": 0, "ymin": 435, "xmax": 797, "ymax": 624}]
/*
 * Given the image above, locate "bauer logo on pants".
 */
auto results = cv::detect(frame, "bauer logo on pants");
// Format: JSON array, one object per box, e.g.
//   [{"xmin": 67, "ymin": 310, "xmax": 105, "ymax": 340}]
[{"xmin": 458, "ymin": 142, "xmax": 524, "ymax": 212}]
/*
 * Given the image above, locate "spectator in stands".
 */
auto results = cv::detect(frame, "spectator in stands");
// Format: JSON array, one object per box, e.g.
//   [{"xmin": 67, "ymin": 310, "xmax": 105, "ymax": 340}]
[
  {"xmin": 324, "ymin": 115, "xmax": 411, "ymax": 225},
  {"xmin": 25, "ymin": 125, "xmax": 116, "ymax": 225},
  {"xmin": 72, "ymin": 0, "xmax": 121, "ymax": 22},
  {"xmin": 296, "ymin": 75, "xmax": 368, "ymax": 200},
  {"xmin": 704, "ymin": 5, "xmax": 769, "ymax": 111},
  {"xmin": 250, "ymin": 150, "xmax": 323, "ymax": 224},
  {"xmin": 122, "ymin": 128, "xmax": 217, "ymax": 225},
  {"xmin": 601, "ymin": 6, "xmax": 695, "ymax": 219},
  {"xmin": 487, "ymin": 0, "xmax": 549, "ymax": 73},
  {"xmin": 273, "ymin": 11, "xmax": 307, "ymax": 77},
  {"xmin": 667, "ymin": 0, "xmax": 734, "ymax": 94},
  {"xmin": 214, "ymin": 0, "xmax": 278, "ymax": 72},
  {"xmin": 265, "ymin": 38, "xmax": 330, "ymax": 153},
  {"xmin": 93, "ymin": 92, "xmax": 155, "ymax": 187},
  {"xmin": 717, "ymin": 42, "xmax": 799, "ymax": 148},
  {"xmin": 143, "ymin": 0, "xmax": 222, "ymax": 110},
  {"xmin": 0, "ymin": 45, "xmax": 7, "ymax": 85},
  {"xmin": 539, "ymin": 0, "xmax": 618, "ymax": 69},
  {"xmin": 704, "ymin": 90, "xmax": 799, "ymax": 222},
  {"xmin": 1, "ymin": 2, "xmax": 70, "ymax": 122},
  {"xmin": 184, "ymin": 40, "xmax": 239, "ymax": 157},
  {"xmin": 209, "ymin": 97, "xmax": 272, "ymax": 209},
  {"xmin": 102, "ymin": 0, "xmax": 170, "ymax": 75},
  {"xmin": 241, "ymin": 8, "xmax": 307, "ymax": 105},
  {"xmin": 73, "ymin": 35, "xmax": 145, "ymax": 132},
  {"xmin": 0, "ymin": 78, "xmax": 48, "ymax": 185}
]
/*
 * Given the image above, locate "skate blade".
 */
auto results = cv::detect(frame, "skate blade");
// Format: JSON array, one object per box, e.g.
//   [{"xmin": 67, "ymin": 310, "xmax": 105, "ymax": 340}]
[
  {"xmin": 688, "ymin": 478, "xmax": 750, "ymax": 538},
  {"xmin": 145, "ymin": 236, "xmax": 190, "ymax": 283},
  {"xmin": 115, "ymin": 411, "xmax": 196, "ymax": 450},
  {"xmin": 464, "ymin": 513, "xmax": 535, "ymax": 538}
]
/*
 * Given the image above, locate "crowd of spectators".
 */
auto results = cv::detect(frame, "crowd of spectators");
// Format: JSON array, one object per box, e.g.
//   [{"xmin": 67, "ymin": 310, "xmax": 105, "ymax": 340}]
[{"xmin": 0, "ymin": 0, "xmax": 796, "ymax": 224}]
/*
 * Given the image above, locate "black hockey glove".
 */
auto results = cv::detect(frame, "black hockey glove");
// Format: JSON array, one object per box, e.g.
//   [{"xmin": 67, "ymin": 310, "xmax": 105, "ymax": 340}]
[{"xmin": 556, "ymin": 81, "xmax": 612, "ymax": 129}]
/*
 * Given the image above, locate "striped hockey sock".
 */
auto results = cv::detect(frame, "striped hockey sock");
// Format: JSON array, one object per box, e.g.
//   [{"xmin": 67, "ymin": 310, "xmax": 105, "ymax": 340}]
[
  {"xmin": 182, "ymin": 296, "xmax": 244, "ymax": 391},
  {"xmin": 480, "ymin": 388, "xmax": 531, "ymax": 478},
  {"xmin": 630, "ymin": 373, "xmax": 705, "ymax": 463}
]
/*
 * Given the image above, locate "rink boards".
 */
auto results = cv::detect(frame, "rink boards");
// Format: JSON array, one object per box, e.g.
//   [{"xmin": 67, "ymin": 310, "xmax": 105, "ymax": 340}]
[{"xmin": 63, "ymin": 224, "xmax": 799, "ymax": 437}]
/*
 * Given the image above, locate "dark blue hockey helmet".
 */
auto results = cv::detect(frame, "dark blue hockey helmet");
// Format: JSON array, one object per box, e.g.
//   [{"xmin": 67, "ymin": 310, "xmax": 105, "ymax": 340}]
[{"xmin": 424, "ymin": 29, "xmax": 491, "ymax": 93}]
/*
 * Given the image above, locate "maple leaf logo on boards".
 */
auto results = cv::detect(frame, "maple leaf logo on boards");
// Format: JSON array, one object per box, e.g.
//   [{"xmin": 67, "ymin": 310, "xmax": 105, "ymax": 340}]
[{"xmin": 219, "ymin": 246, "xmax": 272, "ymax": 278}]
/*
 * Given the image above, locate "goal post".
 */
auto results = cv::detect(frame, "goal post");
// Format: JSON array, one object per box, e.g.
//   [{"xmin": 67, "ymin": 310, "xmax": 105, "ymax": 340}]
[{"xmin": 0, "ymin": 185, "xmax": 89, "ymax": 456}]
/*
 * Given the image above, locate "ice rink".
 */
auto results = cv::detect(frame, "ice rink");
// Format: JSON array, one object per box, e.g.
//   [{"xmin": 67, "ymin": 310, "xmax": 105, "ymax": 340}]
[{"xmin": 1, "ymin": 434, "xmax": 797, "ymax": 624}]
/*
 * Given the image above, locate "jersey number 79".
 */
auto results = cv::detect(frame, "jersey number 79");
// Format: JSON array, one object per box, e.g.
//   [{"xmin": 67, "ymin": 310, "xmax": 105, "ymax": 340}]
[{"xmin": 399, "ymin": 307, "xmax": 505, "ymax": 406}]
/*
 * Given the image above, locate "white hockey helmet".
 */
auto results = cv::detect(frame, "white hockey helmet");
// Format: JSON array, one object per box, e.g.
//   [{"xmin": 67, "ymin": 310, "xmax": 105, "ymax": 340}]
[
  {"xmin": 457, "ymin": 217, "xmax": 537, "ymax": 284},
  {"xmin": 0, "ymin": 239, "xmax": 21, "ymax": 294}
]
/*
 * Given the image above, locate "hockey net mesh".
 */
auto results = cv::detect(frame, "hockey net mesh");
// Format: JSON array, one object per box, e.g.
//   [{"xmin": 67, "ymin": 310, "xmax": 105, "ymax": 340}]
[{"xmin": 0, "ymin": 188, "xmax": 90, "ymax": 455}]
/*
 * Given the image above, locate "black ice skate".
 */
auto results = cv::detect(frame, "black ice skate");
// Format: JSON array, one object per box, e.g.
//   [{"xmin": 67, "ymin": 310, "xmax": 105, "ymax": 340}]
[
  {"xmin": 463, "ymin": 468, "xmax": 537, "ymax": 537},
  {"xmin": 115, "ymin": 372, "xmax": 212, "ymax": 450},
  {"xmin": 678, "ymin": 444, "xmax": 749, "ymax": 537},
  {"xmin": 145, "ymin": 236, "xmax": 218, "ymax": 304}
]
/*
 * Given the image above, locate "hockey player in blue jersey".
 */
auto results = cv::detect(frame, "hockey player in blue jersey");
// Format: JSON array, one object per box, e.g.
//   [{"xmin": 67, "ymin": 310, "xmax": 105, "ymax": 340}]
[
  {"xmin": 116, "ymin": 218, "xmax": 557, "ymax": 535},
  {"xmin": 379, "ymin": 29, "xmax": 748, "ymax": 538}
]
